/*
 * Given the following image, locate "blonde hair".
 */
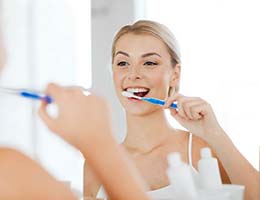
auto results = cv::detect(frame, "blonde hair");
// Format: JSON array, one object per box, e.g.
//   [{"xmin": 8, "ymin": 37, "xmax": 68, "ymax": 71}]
[
  {"xmin": 111, "ymin": 20, "xmax": 181, "ymax": 92},
  {"xmin": 111, "ymin": 20, "xmax": 181, "ymax": 65}
]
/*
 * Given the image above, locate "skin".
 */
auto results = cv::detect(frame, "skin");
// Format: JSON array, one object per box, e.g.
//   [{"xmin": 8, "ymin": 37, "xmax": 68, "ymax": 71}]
[
  {"xmin": 39, "ymin": 84, "xmax": 150, "ymax": 200},
  {"xmin": 84, "ymin": 33, "xmax": 260, "ymax": 200},
  {"xmin": 0, "ymin": 148, "xmax": 77, "ymax": 200}
]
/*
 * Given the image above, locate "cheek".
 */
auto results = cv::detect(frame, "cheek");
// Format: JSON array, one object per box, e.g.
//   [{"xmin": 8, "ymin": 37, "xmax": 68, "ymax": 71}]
[
  {"xmin": 112, "ymin": 70, "xmax": 123, "ymax": 90},
  {"xmin": 147, "ymin": 70, "xmax": 172, "ymax": 99},
  {"xmin": 150, "ymin": 70, "xmax": 171, "ymax": 90}
]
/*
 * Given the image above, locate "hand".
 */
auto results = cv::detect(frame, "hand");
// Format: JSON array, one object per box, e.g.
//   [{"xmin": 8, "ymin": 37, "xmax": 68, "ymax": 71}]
[
  {"xmin": 164, "ymin": 93, "xmax": 224, "ymax": 143},
  {"xmin": 39, "ymin": 84, "xmax": 150, "ymax": 200},
  {"xmin": 38, "ymin": 83, "xmax": 113, "ymax": 152}
]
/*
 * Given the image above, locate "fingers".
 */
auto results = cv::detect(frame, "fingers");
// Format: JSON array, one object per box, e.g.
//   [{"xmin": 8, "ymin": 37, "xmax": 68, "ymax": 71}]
[
  {"xmin": 182, "ymin": 100, "xmax": 204, "ymax": 120},
  {"xmin": 41, "ymin": 82, "xmax": 79, "ymax": 109},
  {"xmin": 166, "ymin": 93, "xmax": 210, "ymax": 121},
  {"xmin": 38, "ymin": 83, "xmax": 93, "ymax": 136},
  {"xmin": 44, "ymin": 83, "xmax": 62, "ymax": 102},
  {"xmin": 38, "ymin": 83, "xmax": 65, "ymax": 131},
  {"xmin": 164, "ymin": 93, "xmax": 179, "ymax": 108},
  {"xmin": 169, "ymin": 108, "xmax": 187, "ymax": 125},
  {"xmin": 38, "ymin": 101, "xmax": 56, "ymax": 132},
  {"xmin": 164, "ymin": 94, "xmax": 189, "ymax": 120}
]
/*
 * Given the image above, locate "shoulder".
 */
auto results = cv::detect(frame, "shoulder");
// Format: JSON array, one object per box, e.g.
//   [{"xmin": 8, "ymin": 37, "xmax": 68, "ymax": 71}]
[
  {"xmin": 0, "ymin": 147, "xmax": 44, "ymax": 171},
  {"xmin": 167, "ymin": 132, "xmax": 209, "ymax": 169},
  {"xmin": 187, "ymin": 135, "xmax": 231, "ymax": 183},
  {"xmin": 0, "ymin": 147, "xmax": 76, "ymax": 199},
  {"xmin": 0, "ymin": 147, "xmax": 28, "ymax": 164},
  {"xmin": 168, "ymin": 129, "xmax": 190, "ymax": 142}
]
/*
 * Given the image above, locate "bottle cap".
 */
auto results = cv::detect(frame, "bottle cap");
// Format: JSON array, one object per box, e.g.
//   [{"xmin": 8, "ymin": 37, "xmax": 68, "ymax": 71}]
[
  {"xmin": 167, "ymin": 152, "xmax": 183, "ymax": 167},
  {"xmin": 200, "ymin": 147, "xmax": 212, "ymax": 158}
]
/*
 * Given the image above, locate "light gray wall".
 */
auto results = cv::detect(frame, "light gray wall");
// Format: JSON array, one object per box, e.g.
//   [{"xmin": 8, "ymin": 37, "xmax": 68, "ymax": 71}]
[
  {"xmin": 0, "ymin": 0, "xmax": 87, "ymax": 193},
  {"xmin": 0, "ymin": 0, "xmax": 35, "ymax": 157},
  {"xmin": 91, "ymin": 0, "xmax": 145, "ymax": 141}
]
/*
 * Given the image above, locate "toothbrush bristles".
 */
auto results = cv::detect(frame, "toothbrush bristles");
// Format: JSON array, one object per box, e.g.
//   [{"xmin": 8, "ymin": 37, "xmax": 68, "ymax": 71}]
[{"xmin": 121, "ymin": 91, "xmax": 141, "ymax": 99}]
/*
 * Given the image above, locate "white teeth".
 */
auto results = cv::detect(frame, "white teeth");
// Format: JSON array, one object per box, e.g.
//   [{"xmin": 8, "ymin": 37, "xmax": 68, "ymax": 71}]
[{"xmin": 126, "ymin": 88, "xmax": 149, "ymax": 93}]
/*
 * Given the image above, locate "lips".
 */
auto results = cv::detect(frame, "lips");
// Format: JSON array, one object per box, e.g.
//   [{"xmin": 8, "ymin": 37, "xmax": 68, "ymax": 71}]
[{"xmin": 123, "ymin": 87, "xmax": 150, "ymax": 98}]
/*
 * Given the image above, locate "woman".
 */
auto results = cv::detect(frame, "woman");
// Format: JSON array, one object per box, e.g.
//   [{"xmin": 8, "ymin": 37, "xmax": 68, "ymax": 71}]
[
  {"xmin": 84, "ymin": 20, "xmax": 260, "ymax": 200},
  {"xmin": 0, "ymin": 22, "xmax": 76, "ymax": 200},
  {"xmin": 0, "ymin": 12, "xmax": 149, "ymax": 200}
]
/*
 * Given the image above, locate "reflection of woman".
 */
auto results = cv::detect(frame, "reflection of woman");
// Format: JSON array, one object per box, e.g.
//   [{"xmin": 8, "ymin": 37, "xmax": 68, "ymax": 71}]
[
  {"xmin": 0, "ymin": 15, "xmax": 149, "ymax": 200},
  {"xmin": 0, "ymin": 25, "xmax": 75, "ymax": 200},
  {"xmin": 84, "ymin": 20, "xmax": 260, "ymax": 200}
]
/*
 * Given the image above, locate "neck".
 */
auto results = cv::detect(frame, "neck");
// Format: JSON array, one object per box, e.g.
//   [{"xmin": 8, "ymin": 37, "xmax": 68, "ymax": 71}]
[{"xmin": 124, "ymin": 109, "xmax": 174, "ymax": 153}]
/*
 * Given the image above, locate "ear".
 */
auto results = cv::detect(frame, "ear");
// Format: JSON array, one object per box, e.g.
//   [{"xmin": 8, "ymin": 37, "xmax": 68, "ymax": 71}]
[{"xmin": 170, "ymin": 63, "xmax": 181, "ymax": 89}]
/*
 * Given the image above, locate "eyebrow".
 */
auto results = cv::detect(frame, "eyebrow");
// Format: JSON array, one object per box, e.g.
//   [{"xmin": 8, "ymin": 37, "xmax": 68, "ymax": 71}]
[
  {"xmin": 115, "ymin": 51, "xmax": 161, "ymax": 58},
  {"xmin": 115, "ymin": 51, "xmax": 129, "ymax": 57},
  {"xmin": 141, "ymin": 52, "xmax": 161, "ymax": 58}
]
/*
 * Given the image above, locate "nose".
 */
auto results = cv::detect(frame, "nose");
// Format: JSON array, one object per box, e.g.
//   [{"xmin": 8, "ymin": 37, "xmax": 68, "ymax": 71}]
[{"xmin": 127, "ymin": 65, "xmax": 142, "ymax": 81}]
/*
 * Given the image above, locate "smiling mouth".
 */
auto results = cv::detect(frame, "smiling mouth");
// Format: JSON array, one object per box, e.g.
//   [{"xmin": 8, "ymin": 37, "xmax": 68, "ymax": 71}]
[{"xmin": 124, "ymin": 87, "xmax": 150, "ymax": 98}]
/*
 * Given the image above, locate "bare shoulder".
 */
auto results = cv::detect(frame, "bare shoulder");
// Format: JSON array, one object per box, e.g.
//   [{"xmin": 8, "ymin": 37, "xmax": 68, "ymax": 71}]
[
  {"xmin": 0, "ymin": 147, "xmax": 34, "ymax": 168},
  {"xmin": 167, "ymin": 129, "xmax": 190, "ymax": 143},
  {"xmin": 0, "ymin": 147, "xmax": 76, "ymax": 199},
  {"xmin": 0, "ymin": 147, "xmax": 23, "ymax": 157},
  {"xmin": 186, "ymin": 135, "xmax": 231, "ymax": 184}
]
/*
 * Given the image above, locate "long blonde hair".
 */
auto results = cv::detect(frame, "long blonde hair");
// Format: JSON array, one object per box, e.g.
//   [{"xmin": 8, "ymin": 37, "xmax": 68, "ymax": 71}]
[{"xmin": 111, "ymin": 20, "xmax": 181, "ymax": 92}]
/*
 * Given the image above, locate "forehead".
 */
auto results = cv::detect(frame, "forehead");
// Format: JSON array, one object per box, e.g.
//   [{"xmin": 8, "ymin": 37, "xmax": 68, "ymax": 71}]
[{"xmin": 115, "ymin": 33, "xmax": 170, "ymax": 57}]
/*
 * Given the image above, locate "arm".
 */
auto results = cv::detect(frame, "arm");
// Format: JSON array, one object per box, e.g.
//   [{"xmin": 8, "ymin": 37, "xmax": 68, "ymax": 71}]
[
  {"xmin": 39, "ymin": 83, "xmax": 150, "ymax": 200},
  {"xmin": 165, "ymin": 93, "xmax": 260, "ymax": 200},
  {"xmin": 0, "ymin": 148, "xmax": 76, "ymax": 200},
  {"xmin": 82, "ymin": 135, "xmax": 149, "ymax": 200},
  {"xmin": 84, "ymin": 161, "xmax": 101, "ymax": 197},
  {"xmin": 209, "ymin": 131, "xmax": 259, "ymax": 200},
  {"xmin": 217, "ymin": 155, "xmax": 231, "ymax": 184}
]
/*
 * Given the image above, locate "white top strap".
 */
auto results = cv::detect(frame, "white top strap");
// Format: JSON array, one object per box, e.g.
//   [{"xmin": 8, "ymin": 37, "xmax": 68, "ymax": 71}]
[{"xmin": 188, "ymin": 133, "xmax": 193, "ymax": 167}]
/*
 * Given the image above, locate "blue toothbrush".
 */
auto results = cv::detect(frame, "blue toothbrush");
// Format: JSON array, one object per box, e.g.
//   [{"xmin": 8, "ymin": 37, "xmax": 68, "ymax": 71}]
[
  {"xmin": 0, "ymin": 87, "xmax": 53, "ymax": 104},
  {"xmin": 122, "ymin": 91, "xmax": 177, "ymax": 109}
]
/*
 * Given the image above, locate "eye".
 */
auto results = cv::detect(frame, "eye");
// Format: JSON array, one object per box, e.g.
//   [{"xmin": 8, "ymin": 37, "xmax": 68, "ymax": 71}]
[
  {"xmin": 117, "ymin": 61, "xmax": 130, "ymax": 67},
  {"xmin": 144, "ymin": 61, "xmax": 158, "ymax": 66}
]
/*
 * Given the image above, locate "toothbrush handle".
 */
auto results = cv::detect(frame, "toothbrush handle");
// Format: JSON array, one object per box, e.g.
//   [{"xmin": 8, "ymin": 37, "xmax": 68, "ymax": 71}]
[
  {"xmin": 143, "ymin": 98, "xmax": 177, "ymax": 109},
  {"xmin": 20, "ymin": 91, "xmax": 53, "ymax": 104}
]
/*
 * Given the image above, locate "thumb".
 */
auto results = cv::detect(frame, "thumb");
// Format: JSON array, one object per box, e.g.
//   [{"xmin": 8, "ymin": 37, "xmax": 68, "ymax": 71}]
[
  {"xmin": 170, "ymin": 109, "xmax": 187, "ymax": 125},
  {"xmin": 44, "ymin": 83, "xmax": 62, "ymax": 102},
  {"xmin": 38, "ymin": 101, "xmax": 56, "ymax": 132}
]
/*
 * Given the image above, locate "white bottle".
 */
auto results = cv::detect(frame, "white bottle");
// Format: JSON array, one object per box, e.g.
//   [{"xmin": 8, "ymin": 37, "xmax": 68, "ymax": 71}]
[
  {"xmin": 198, "ymin": 147, "xmax": 222, "ymax": 190},
  {"xmin": 167, "ymin": 152, "xmax": 198, "ymax": 200}
]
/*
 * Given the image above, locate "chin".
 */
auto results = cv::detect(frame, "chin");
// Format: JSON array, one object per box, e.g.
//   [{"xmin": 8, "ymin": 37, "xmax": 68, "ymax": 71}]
[
  {"xmin": 125, "ymin": 109, "xmax": 149, "ymax": 116},
  {"xmin": 124, "ymin": 104, "xmax": 162, "ymax": 117}
]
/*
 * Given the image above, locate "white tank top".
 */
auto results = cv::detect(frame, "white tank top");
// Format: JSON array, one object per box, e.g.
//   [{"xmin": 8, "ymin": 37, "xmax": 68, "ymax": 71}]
[{"xmin": 96, "ymin": 133, "xmax": 196, "ymax": 199}]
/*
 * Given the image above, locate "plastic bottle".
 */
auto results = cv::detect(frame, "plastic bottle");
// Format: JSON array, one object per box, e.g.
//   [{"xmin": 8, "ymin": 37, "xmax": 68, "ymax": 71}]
[
  {"xmin": 167, "ymin": 152, "xmax": 198, "ymax": 200},
  {"xmin": 198, "ymin": 147, "xmax": 222, "ymax": 190}
]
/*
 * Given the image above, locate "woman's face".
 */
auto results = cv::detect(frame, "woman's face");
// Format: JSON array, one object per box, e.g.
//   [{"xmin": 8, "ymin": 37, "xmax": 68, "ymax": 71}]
[{"xmin": 112, "ymin": 33, "xmax": 179, "ymax": 116}]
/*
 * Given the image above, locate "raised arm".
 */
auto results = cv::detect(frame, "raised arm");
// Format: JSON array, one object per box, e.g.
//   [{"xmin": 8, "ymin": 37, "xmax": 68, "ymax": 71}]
[
  {"xmin": 39, "ymin": 83, "xmax": 150, "ymax": 200},
  {"xmin": 84, "ymin": 161, "xmax": 101, "ymax": 197},
  {"xmin": 164, "ymin": 93, "xmax": 260, "ymax": 200}
]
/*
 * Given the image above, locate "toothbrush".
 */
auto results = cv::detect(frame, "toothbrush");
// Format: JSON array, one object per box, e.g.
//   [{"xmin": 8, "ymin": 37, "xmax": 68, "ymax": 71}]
[
  {"xmin": 122, "ymin": 91, "xmax": 177, "ymax": 109},
  {"xmin": 0, "ymin": 87, "xmax": 53, "ymax": 104}
]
